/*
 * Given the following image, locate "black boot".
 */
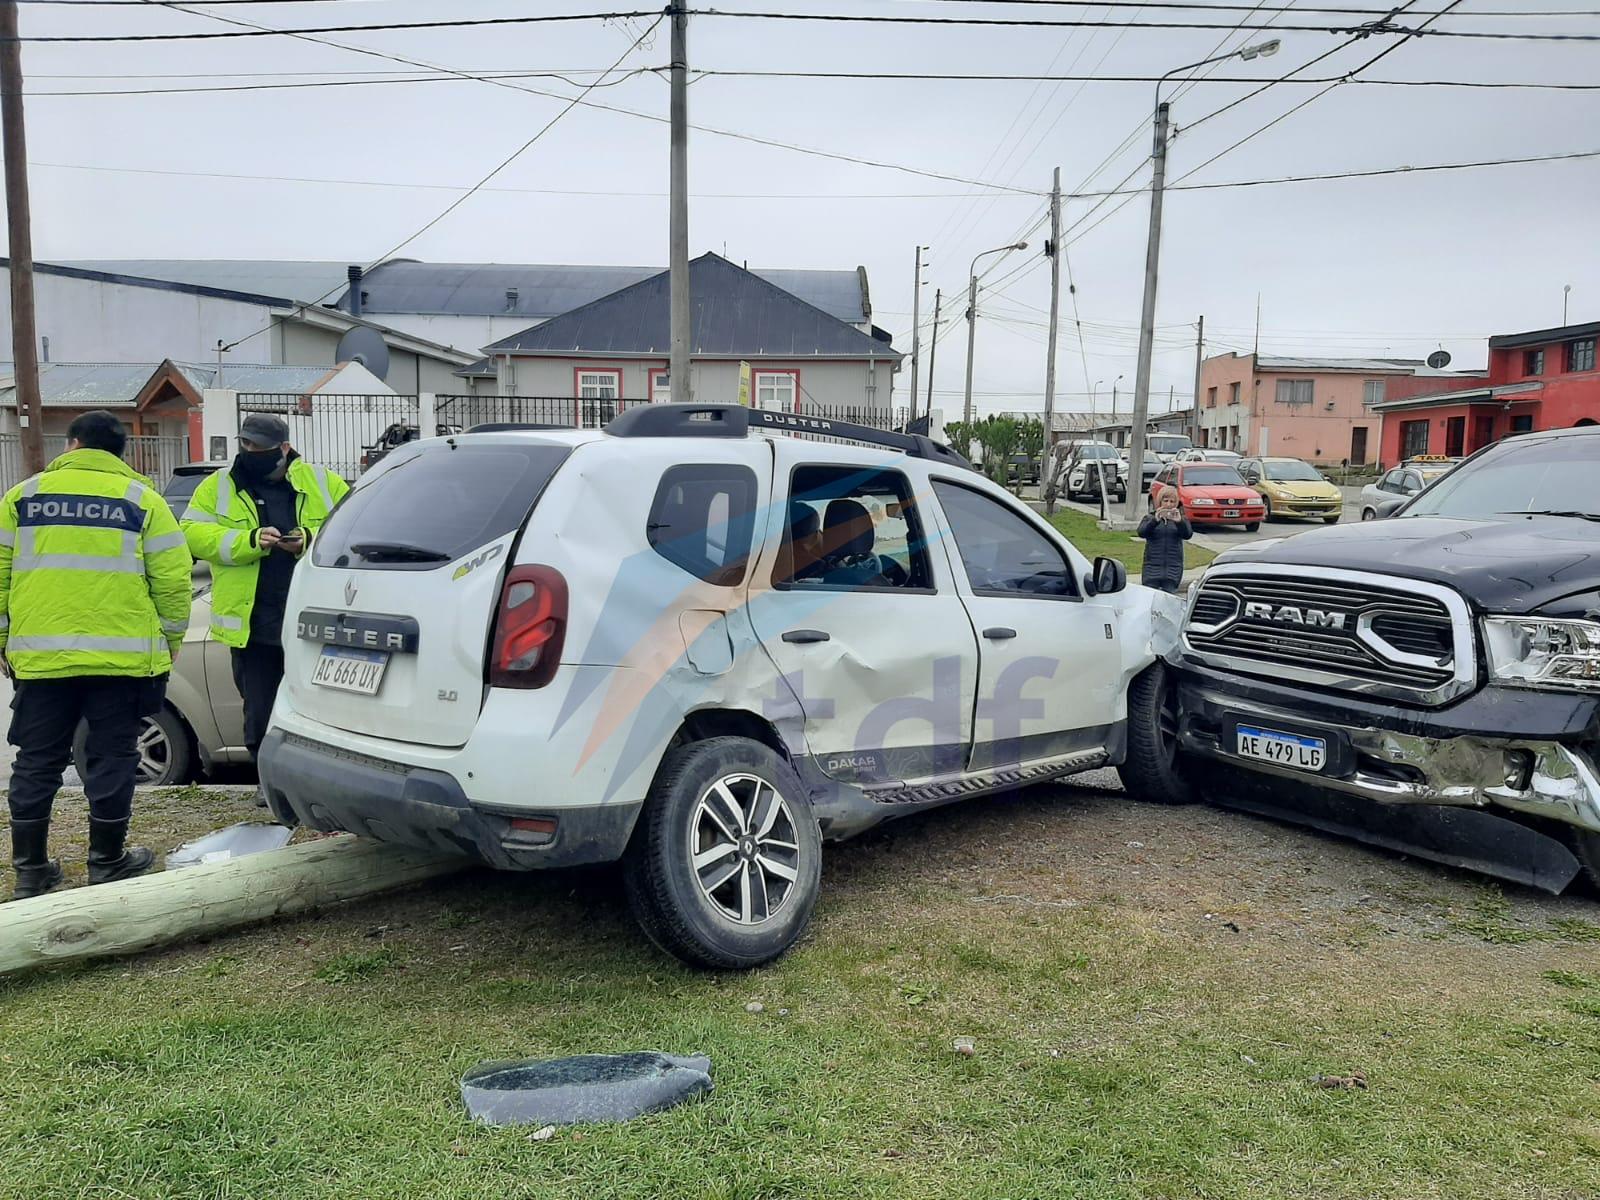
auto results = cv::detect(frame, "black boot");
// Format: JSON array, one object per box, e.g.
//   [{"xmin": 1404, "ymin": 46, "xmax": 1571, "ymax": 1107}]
[
  {"xmin": 9, "ymin": 818, "xmax": 63, "ymax": 901},
  {"xmin": 86, "ymin": 818, "xmax": 155, "ymax": 885}
]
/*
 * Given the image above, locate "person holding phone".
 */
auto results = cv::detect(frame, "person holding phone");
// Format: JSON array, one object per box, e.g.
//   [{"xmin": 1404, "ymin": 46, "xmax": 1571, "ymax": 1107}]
[{"xmin": 181, "ymin": 414, "xmax": 348, "ymax": 763}]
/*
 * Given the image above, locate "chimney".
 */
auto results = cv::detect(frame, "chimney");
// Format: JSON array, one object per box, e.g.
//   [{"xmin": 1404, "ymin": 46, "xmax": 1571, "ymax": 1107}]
[
  {"xmin": 505, "ymin": 286, "xmax": 519, "ymax": 312},
  {"xmin": 347, "ymin": 264, "xmax": 363, "ymax": 317}
]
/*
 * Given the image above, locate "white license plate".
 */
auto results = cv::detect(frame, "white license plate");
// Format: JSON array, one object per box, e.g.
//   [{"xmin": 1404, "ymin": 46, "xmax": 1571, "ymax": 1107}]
[
  {"xmin": 1236, "ymin": 724, "xmax": 1325, "ymax": 772},
  {"xmin": 1223, "ymin": 509, "xmax": 1240, "ymax": 518},
  {"xmin": 311, "ymin": 646, "xmax": 389, "ymax": 695}
]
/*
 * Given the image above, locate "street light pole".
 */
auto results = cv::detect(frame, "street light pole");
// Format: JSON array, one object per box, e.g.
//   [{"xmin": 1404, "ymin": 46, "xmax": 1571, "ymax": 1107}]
[
  {"xmin": 962, "ymin": 240, "xmax": 1029, "ymax": 426},
  {"xmin": 1123, "ymin": 38, "xmax": 1279, "ymax": 526}
]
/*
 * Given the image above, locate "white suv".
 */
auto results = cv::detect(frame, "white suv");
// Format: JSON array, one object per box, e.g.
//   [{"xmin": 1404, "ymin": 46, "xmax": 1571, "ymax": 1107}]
[{"xmin": 259, "ymin": 405, "xmax": 1181, "ymax": 968}]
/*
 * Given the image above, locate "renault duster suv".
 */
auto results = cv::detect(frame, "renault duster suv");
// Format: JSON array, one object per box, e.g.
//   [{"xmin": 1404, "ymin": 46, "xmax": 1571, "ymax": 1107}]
[
  {"xmin": 258, "ymin": 405, "xmax": 1180, "ymax": 968},
  {"xmin": 1170, "ymin": 425, "xmax": 1600, "ymax": 892}
]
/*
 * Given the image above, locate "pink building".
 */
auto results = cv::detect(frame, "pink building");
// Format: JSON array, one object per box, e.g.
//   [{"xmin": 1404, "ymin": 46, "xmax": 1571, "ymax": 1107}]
[{"xmin": 1194, "ymin": 353, "xmax": 1434, "ymax": 466}]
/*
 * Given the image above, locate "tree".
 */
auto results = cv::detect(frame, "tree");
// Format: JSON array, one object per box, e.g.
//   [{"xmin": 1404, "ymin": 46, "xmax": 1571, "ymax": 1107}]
[
  {"xmin": 973, "ymin": 416, "xmax": 1021, "ymax": 490},
  {"xmin": 1017, "ymin": 418, "xmax": 1045, "ymax": 494},
  {"xmin": 942, "ymin": 420, "xmax": 976, "ymax": 461}
]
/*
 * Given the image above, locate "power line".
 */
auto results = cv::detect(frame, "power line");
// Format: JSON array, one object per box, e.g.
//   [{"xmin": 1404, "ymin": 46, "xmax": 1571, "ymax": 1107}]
[
  {"xmin": 30, "ymin": 67, "xmax": 663, "ymax": 97},
  {"xmin": 19, "ymin": 8, "xmax": 1600, "ymax": 41},
  {"xmin": 916, "ymin": 0, "xmax": 1597, "ymax": 14}
]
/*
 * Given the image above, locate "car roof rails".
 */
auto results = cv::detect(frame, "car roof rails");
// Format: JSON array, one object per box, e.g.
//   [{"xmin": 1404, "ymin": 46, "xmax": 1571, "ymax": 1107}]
[{"xmin": 604, "ymin": 403, "xmax": 975, "ymax": 470}]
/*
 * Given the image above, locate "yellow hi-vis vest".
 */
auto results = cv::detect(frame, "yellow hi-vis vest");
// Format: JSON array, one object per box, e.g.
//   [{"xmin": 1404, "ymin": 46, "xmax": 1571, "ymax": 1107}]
[
  {"xmin": 181, "ymin": 457, "xmax": 348, "ymax": 648},
  {"xmin": 0, "ymin": 448, "xmax": 193, "ymax": 680}
]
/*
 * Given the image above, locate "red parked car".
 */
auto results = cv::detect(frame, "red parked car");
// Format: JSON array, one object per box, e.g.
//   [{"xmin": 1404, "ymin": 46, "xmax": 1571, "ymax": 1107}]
[{"xmin": 1150, "ymin": 462, "xmax": 1265, "ymax": 531}]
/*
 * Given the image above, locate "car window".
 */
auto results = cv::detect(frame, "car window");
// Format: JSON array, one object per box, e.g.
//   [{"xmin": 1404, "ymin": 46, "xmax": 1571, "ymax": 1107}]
[
  {"xmin": 647, "ymin": 464, "xmax": 758, "ymax": 586},
  {"xmin": 314, "ymin": 443, "xmax": 570, "ymax": 570},
  {"xmin": 1380, "ymin": 469, "xmax": 1404, "ymax": 490},
  {"xmin": 1264, "ymin": 460, "xmax": 1322, "ymax": 482},
  {"xmin": 1180, "ymin": 466, "xmax": 1246, "ymax": 487},
  {"xmin": 773, "ymin": 465, "xmax": 931, "ymax": 592},
  {"xmin": 1404, "ymin": 434, "xmax": 1597, "ymax": 519},
  {"xmin": 162, "ymin": 471, "xmax": 212, "ymax": 510},
  {"xmin": 931, "ymin": 480, "xmax": 1075, "ymax": 599},
  {"xmin": 1403, "ymin": 471, "xmax": 1423, "ymax": 492}
]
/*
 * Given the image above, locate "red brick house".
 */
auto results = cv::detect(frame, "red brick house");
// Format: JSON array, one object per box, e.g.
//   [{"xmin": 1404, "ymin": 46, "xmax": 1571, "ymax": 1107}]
[{"xmin": 1372, "ymin": 319, "xmax": 1599, "ymax": 465}]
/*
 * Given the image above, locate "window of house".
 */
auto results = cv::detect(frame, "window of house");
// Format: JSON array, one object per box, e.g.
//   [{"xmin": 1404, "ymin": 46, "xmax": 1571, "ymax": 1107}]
[
  {"xmin": 1363, "ymin": 379, "xmax": 1385, "ymax": 406},
  {"xmin": 648, "ymin": 369, "xmax": 673, "ymax": 403},
  {"xmin": 1400, "ymin": 418, "xmax": 1430, "ymax": 458},
  {"xmin": 576, "ymin": 370, "xmax": 620, "ymax": 400},
  {"xmin": 1206, "ymin": 386, "xmax": 1218, "ymax": 409},
  {"xmin": 1567, "ymin": 339, "xmax": 1596, "ymax": 373},
  {"xmin": 755, "ymin": 371, "xmax": 799, "ymax": 412},
  {"xmin": 647, "ymin": 464, "xmax": 757, "ymax": 586},
  {"xmin": 932, "ymin": 481, "xmax": 1075, "ymax": 599},
  {"xmin": 1228, "ymin": 382, "xmax": 1240, "ymax": 405},
  {"xmin": 1274, "ymin": 379, "xmax": 1313, "ymax": 406},
  {"xmin": 773, "ymin": 465, "xmax": 930, "ymax": 592},
  {"xmin": 1510, "ymin": 414, "xmax": 1535, "ymax": 434},
  {"xmin": 1524, "ymin": 350, "xmax": 1544, "ymax": 376}
]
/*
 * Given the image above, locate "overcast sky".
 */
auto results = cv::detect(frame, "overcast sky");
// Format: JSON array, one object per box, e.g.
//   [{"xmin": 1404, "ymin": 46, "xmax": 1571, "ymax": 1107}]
[{"xmin": 15, "ymin": 0, "xmax": 1600, "ymax": 416}]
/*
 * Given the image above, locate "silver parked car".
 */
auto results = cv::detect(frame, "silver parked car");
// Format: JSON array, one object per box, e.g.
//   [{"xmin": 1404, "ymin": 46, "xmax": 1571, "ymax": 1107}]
[
  {"xmin": 72, "ymin": 585, "xmax": 249, "ymax": 786},
  {"xmin": 1358, "ymin": 458, "xmax": 1460, "ymax": 520}
]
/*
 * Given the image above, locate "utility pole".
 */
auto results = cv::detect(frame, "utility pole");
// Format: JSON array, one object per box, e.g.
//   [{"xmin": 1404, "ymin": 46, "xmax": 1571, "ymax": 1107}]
[
  {"xmin": 668, "ymin": 4, "xmax": 690, "ymax": 404},
  {"xmin": 908, "ymin": 246, "xmax": 926, "ymax": 422},
  {"xmin": 2, "ymin": 1, "xmax": 43, "ymax": 476},
  {"xmin": 1122, "ymin": 99, "xmax": 1169, "ymax": 526},
  {"xmin": 1043, "ymin": 167, "xmax": 1063, "ymax": 514},
  {"xmin": 963, "ymin": 274, "xmax": 979, "ymax": 427},
  {"xmin": 1190, "ymin": 314, "xmax": 1204, "ymax": 445},
  {"xmin": 924, "ymin": 287, "xmax": 941, "ymax": 421}
]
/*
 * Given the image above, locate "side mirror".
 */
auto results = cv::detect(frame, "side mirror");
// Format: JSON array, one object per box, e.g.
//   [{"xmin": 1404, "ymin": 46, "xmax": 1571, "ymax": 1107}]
[{"xmin": 1089, "ymin": 556, "xmax": 1127, "ymax": 597}]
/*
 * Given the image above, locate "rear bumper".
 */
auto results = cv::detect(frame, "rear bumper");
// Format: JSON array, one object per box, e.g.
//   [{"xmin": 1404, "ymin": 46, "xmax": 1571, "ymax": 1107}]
[
  {"xmin": 1186, "ymin": 506, "xmax": 1265, "ymax": 523},
  {"xmin": 257, "ymin": 728, "xmax": 642, "ymax": 870}
]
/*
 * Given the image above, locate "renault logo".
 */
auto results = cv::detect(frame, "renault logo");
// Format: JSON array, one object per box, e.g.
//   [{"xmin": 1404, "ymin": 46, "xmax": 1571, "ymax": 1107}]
[
  {"xmin": 344, "ymin": 577, "xmax": 358, "ymax": 607},
  {"xmin": 1244, "ymin": 601, "xmax": 1346, "ymax": 631}
]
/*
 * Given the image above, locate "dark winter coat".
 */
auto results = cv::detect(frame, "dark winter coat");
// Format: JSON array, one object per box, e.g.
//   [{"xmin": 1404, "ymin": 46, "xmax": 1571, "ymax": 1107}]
[{"xmin": 1137, "ymin": 512, "xmax": 1192, "ymax": 591}]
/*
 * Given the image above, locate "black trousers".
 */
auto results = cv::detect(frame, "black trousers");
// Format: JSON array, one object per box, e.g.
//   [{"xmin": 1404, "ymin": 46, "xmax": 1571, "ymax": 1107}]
[
  {"xmin": 231, "ymin": 641, "xmax": 285, "ymax": 760},
  {"xmin": 7, "ymin": 676, "xmax": 148, "ymax": 825}
]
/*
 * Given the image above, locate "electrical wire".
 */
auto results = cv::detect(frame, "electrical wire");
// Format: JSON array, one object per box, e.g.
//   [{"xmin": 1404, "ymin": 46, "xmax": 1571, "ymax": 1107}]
[{"xmin": 914, "ymin": 0, "xmax": 1596, "ymax": 15}]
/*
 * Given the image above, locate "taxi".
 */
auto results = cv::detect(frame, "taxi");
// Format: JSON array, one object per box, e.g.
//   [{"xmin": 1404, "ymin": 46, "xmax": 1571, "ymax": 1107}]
[{"xmin": 1236, "ymin": 456, "xmax": 1344, "ymax": 523}]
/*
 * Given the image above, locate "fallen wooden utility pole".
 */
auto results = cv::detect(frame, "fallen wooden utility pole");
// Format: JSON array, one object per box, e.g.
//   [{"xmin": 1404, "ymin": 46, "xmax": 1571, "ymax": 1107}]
[{"xmin": 0, "ymin": 835, "xmax": 465, "ymax": 977}]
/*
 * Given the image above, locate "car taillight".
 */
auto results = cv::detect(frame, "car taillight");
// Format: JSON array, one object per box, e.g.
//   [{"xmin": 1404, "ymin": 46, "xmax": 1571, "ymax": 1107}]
[{"xmin": 488, "ymin": 565, "xmax": 568, "ymax": 689}]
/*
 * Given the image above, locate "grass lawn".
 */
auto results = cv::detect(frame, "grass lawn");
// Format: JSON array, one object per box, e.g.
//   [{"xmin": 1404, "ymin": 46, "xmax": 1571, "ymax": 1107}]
[
  {"xmin": 1046, "ymin": 506, "xmax": 1217, "ymax": 575},
  {"xmin": 4, "ymin": 783, "xmax": 1600, "ymax": 1198}
]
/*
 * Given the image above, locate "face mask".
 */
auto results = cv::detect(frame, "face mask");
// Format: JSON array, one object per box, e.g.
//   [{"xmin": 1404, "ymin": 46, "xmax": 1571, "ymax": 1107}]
[{"xmin": 234, "ymin": 449, "xmax": 283, "ymax": 481}]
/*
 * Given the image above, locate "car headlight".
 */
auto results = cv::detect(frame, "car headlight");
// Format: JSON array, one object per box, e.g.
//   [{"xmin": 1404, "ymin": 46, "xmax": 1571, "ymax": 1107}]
[
  {"xmin": 1484, "ymin": 616, "xmax": 1600, "ymax": 690},
  {"xmin": 1189, "ymin": 497, "xmax": 1216, "ymax": 506}
]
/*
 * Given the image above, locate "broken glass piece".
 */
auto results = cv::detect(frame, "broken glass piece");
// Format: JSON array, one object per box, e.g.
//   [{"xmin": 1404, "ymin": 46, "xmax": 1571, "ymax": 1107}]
[
  {"xmin": 166, "ymin": 822, "xmax": 293, "ymax": 869},
  {"xmin": 461, "ymin": 1052, "xmax": 713, "ymax": 1126}
]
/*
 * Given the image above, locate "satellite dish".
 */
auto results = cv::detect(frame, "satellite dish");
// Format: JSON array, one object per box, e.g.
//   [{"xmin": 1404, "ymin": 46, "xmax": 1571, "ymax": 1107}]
[
  {"xmin": 1426, "ymin": 349, "xmax": 1452, "ymax": 370},
  {"xmin": 335, "ymin": 326, "xmax": 390, "ymax": 381}
]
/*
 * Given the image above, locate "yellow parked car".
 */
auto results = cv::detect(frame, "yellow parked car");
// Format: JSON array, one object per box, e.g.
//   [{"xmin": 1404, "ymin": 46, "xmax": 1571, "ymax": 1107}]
[{"xmin": 1236, "ymin": 457, "xmax": 1343, "ymax": 524}]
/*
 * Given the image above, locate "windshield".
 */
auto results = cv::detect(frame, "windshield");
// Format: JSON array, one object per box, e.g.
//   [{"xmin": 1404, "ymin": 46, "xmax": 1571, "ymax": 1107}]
[
  {"xmin": 1075, "ymin": 444, "xmax": 1117, "ymax": 460},
  {"xmin": 1204, "ymin": 451, "xmax": 1239, "ymax": 462},
  {"xmin": 1403, "ymin": 436, "xmax": 1598, "ymax": 520},
  {"xmin": 1181, "ymin": 466, "xmax": 1246, "ymax": 487},
  {"xmin": 1264, "ymin": 461, "xmax": 1322, "ymax": 482},
  {"xmin": 1148, "ymin": 435, "xmax": 1192, "ymax": 455}
]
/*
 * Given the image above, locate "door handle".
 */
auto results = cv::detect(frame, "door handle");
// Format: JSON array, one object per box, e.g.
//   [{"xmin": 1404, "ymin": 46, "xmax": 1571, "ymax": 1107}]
[
  {"xmin": 782, "ymin": 629, "xmax": 831, "ymax": 644},
  {"xmin": 983, "ymin": 627, "xmax": 1018, "ymax": 640}
]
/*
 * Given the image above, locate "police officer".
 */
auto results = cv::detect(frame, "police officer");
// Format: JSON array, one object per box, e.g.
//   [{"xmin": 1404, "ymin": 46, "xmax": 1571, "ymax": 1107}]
[
  {"xmin": 2, "ymin": 410, "xmax": 192, "ymax": 900},
  {"xmin": 181, "ymin": 415, "xmax": 348, "ymax": 762}
]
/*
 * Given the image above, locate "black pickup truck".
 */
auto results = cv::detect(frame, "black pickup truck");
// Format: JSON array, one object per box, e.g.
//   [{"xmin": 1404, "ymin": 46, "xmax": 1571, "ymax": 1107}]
[{"xmin": 1165, "ymin": 425, "xmax": 1600, "ymax": 892}]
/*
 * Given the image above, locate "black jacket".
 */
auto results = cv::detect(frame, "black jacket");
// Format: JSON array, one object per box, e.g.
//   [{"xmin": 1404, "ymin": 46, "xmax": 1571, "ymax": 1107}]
[{"xmin": 1137, "ymin": 512, "xmax": 1192, "ymax": 588}]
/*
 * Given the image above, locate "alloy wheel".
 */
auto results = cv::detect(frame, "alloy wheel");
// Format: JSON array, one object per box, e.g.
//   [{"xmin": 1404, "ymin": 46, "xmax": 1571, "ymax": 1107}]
[
  {"xmin": 134, "ymin": 717, "xmax": 174, "ymax": 785},
  {"xmin": 690, "ymin": 773, "xmax": 801, "ymax": 925}
]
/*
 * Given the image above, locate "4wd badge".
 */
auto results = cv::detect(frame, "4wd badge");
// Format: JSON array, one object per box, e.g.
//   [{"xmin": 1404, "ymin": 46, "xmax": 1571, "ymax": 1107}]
[{"xmin": 453, "ymin": 544, "xmax": 503, "ymax": 581}]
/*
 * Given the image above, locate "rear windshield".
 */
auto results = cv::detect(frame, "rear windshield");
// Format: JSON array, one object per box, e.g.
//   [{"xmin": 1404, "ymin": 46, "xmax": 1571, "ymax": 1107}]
[
  {"xmin": 313, "ymin": 442, "xmax": 570, "ymax": 570},
  {"xmin": 162, "ymin": 470, "xmax": 214, "ymax": 510},
  {"xmin": 1149, "ymin": 435, "xmax": 1192, "ymax": 454}
]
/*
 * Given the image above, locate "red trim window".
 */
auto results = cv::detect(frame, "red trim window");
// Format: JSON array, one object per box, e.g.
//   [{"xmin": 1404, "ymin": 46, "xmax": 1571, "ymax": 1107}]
[
  {"xmin": 647, "ymin": 367, "xmax": 673, "ymax": 403},
  {"xmin": 574, "ymin": 368, "xmax": 621, "ymax": 400},
  {"xmin": 754, "ymin": 369, "xmax": 800, "ymax": 412}
]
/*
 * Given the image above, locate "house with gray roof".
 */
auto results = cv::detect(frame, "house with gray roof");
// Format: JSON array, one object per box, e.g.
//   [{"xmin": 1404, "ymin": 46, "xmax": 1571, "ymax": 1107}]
[{"xmin": 473, "ymin": 253, "xmax": 900, "ymax": 414}]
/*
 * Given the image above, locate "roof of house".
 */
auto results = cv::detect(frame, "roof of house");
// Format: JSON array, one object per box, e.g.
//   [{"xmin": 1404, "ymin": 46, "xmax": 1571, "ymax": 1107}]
[
  {"xmin": 1371, "ymin": 380, "xmax": 1544, "ymax": 410},
  {"xmin": 482, "ymin": 253, "xmax": 900, "ymax": 361},
  {"xmin": 56, "ymin": 258, "xmax": 873, "ymax": 327},
  {"xmin": 1488, "ymin": 320, "xmax": 1600, "ymax": 350},
  {"xmin": 1254, "ymin": 355, "xmax": 1426, "ymax": 373},
  {"xmin": 0, "ymin": 361, "xmax": 360, "ymax": 408}
]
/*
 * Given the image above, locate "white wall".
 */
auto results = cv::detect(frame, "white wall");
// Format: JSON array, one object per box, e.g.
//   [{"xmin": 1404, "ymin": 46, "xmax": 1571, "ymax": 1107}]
[
  {"xmin": 360, "ymin": 312, "xmax": 543, "ymax": 355},
  {"xmin": 3, "ymin": 268, "xmax": 279, "ymax": 364},
  {"xmin": 501, "ymin": 356, "xmax": 896, "ymax": 410}
]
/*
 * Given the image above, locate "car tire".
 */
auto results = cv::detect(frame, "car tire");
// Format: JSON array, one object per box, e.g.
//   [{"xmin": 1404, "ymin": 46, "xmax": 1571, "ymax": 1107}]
[
  {"xmin": 1571, "ymin": 829, "xmax": 1600, "ymax": 892},
  {"xmin": 1361, "ymin": 508, "xmax": 1376, "ymax": 521},
  {"xmin": 624, "ymin": 736, "xmax": 822, "ymax": 970},
  {"xmin": 1244, "ymin": 521, "xmax": 1260, "ymax": 532},
  {"xmin": 1262, "ymin": 495, "xmax": 1274, "ymax": 522},
  {"xmin": 1116, "ymin": 663, "xmax": 1193, "ymax": 805},
  {"xmin": 73, "ymin": 705, "xmax": 194, "ymax": 789}
]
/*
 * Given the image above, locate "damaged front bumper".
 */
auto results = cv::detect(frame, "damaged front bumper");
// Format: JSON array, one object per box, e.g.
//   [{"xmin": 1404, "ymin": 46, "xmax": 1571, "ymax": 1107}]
[{"xmin": 1177, "ymin": 673, "xmax": 1600, "ymax": 836}]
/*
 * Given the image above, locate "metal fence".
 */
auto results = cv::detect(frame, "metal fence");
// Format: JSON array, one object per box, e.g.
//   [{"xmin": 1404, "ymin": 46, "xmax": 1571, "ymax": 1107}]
[
  {"xmin": 0, "ymin": 433, "xmax": 189, "ymax": 492},
  {"xmin": 238, "ymin": 392, "xmax": 420, "ymax": 482},
  {"xmin": 435, "ymin": 396, "xmax": 913, "ymax": 437}
]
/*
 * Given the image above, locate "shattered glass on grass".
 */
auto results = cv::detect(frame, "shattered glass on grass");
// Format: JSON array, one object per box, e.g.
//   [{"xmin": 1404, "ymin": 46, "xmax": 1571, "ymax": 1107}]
[{"xmin": 461, "ymin": 1053, "xmax": 713, "ymax": 1126}]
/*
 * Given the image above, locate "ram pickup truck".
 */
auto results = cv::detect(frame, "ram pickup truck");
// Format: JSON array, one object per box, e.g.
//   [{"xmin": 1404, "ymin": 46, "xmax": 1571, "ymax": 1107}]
[{"xmin": 1169, "ymin": 424, "xmax": 1600, "ymax": 892}]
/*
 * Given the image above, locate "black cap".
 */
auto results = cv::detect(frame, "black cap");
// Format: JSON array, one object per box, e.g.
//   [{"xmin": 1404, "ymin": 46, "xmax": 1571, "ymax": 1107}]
[{"xmin": 239, "ymin": 413, "xmax": 290, "ymax": 450}]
